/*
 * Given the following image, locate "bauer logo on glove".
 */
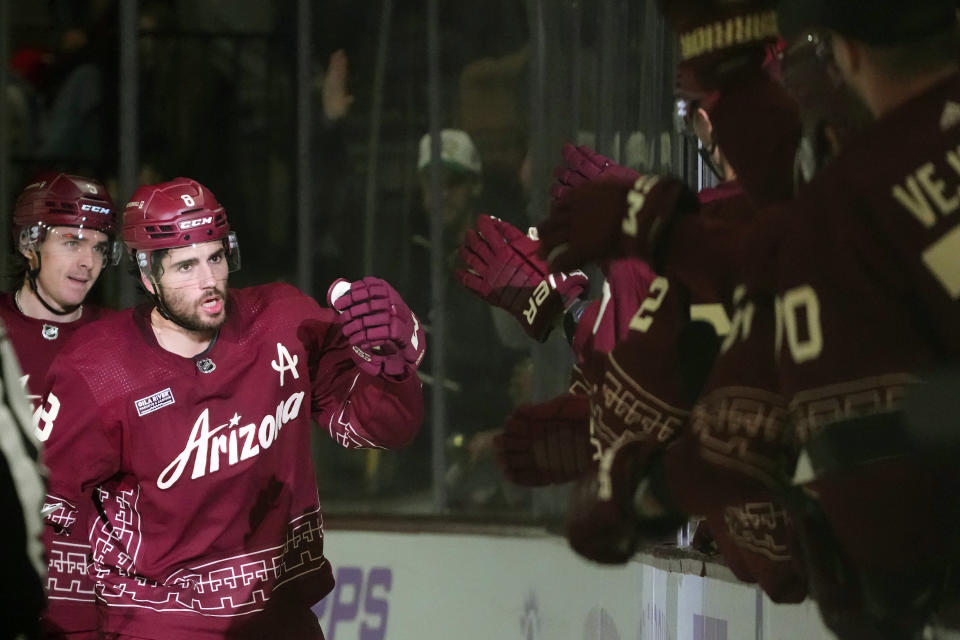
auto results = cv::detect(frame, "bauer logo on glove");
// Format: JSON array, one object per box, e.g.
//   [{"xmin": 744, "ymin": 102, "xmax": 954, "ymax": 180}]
[{"xmin": 456, "ymin": 214, "xmax": 588, "ymax": 342}]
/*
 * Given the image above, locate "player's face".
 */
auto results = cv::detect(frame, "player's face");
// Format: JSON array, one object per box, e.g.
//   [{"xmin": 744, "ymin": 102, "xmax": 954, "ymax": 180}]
[
  {"xmin": 152, "ymin": 240, "xmax": 230, "ymax": 332},
  {"xmin": 29, "ymin": 226, "xmax": 109, "ymax": 310}
]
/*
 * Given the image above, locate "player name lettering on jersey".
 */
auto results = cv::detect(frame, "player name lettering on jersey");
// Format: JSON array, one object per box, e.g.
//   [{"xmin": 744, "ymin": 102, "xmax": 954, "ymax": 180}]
[
  {"xmin": 892, "ymin": 144, "xmax": 960, "ymax": 229},
  {"xmin": 157, "ymin": 390, "xmax": 305, "ymax": 489},
  {"xmin": 894, "ymin": 145, "xmax": 960, "ymax": 297}
]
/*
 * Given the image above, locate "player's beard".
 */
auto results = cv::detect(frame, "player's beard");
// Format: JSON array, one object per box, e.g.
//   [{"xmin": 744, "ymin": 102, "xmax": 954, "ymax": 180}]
[{"xmin": 158, "ymin": 283, "xmax": 228, "ymax": 333}]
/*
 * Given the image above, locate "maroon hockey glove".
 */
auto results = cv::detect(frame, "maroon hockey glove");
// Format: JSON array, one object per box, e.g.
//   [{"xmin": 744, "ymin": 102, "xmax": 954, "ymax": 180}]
[
  {"xmin": 537, "ymin": 176, "xmax": 697, "ymax": 273},
  {"xmin": 494, "ymin": 393, "xmax": 594, "ymax": 486},
  {"xmin": 566, "ymin": 437, "xmax": 686, "ymax": 564},
  {"xmin": 328, "ymin": 277, "xmax": 426, "ymax": 379},
  {"xmin": 656, "ymin": 0, "xmax": 779, "ymax": 101},
  {"xmin": 456, "ymin": 214, "xmax": 588, "ymax": 342},
  {"xmin": 549, "ymin": 144, "xmax": 641, "ymax": 202}
]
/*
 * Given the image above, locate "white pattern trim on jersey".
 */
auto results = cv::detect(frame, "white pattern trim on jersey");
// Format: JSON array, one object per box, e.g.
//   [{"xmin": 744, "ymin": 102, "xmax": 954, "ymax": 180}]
[
  {"xmin": 91, "ymin": 485, "xmax": 144, "ymax": 580},
  {"xmin": 327, "ymin": 373, "xmax": 386, "ymax": 449},
  {"xmin": 46, "ymin": 539, "xmax": 96, "ymax": 601},
  {"xmin": 94, "ymin": 507, "xmax": 327, "ymax": 617},
  {"xmin": 43, "ymin": 493, "xmax": 78, "ymax": 532}
]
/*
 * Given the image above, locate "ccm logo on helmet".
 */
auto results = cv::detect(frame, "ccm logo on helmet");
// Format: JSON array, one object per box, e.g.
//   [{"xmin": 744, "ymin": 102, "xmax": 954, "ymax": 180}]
[
  {"xmin": 80, "ymin": 204, "xmax": 111, "ymax": 214},
  {"xmin": 178, "ymin": 217, "xmax": 213, "ymax": 229}
]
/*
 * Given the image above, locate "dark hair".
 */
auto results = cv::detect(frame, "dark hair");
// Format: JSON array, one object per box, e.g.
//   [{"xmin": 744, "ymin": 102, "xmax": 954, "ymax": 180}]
[
  {"xmin": 778, "ymin": 0, "xmax": 957, "ymax": 46},
  {"xmin": 866, "ymin": 25, "xmax": 960, "ymax": 78},
  {"xmin": 125, "ymin": 248, "xmax": 169, "ymax": 283}
]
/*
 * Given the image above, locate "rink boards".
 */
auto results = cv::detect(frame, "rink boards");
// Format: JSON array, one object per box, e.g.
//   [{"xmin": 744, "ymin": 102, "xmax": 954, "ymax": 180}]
[{"xmin": 315, "ymin": 526, "xmax": 837, "ymax": 640}]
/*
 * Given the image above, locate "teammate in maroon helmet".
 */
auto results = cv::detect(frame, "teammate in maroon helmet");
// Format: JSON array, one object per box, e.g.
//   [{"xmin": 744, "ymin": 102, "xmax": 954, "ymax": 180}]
[{"xmin": 2, "ymin": 171, "xmax": 120, "ymax": 640}]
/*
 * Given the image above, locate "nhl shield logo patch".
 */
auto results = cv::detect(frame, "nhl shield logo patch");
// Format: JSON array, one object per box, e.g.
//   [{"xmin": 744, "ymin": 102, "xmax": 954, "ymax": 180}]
[
  {"xmin": 196, "ymin": 358, "xmax": 216, "ymax": 374},
  {"xmin": 41, "ymin": 324, "xmax": 59, "ymax": 340}
]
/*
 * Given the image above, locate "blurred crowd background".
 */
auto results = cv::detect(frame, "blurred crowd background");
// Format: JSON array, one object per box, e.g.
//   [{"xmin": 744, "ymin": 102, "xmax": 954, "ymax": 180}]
[{"xmin": 0, "ymin": 0, "xmax": 705, "ymax": 522}]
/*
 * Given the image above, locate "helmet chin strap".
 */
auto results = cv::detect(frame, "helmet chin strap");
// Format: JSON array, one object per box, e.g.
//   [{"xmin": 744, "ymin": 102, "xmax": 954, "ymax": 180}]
[
  {"xmin": 144, "ymin": 277, "xmax": 177, "ymax": 322},
  {"xmin": 26, "ymin": 253, "xmax": 81, "ymax": 317},
  {"xmin": 698, "ymin": 143, "xmax": 725, "ymax": 182}
]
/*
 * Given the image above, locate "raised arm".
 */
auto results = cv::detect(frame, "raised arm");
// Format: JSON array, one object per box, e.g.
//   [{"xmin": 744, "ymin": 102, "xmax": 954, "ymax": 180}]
[{"xmin": 310, "ymin": 278, "xmax": 425, "ymax": 449}]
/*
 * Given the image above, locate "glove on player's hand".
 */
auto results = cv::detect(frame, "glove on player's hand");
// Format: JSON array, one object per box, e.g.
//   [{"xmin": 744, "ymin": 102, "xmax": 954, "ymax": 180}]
[
  {"xmin": 328, "ymin": 277, "xmax": 426, "ymax": 379},
  {"xmin": 656, "ymin": 0, "xmax": 779, "ymax": 101},
  {"xmin": 566, "ymin": 436, "xmax": 686, "ymax": 564},
  {"xmin": 494, "ymin": 393, "xmax": 594, "ymax": 486},
  {"xmin": 537, "ymin": 176, "xmax": 697, "ymax": 273},
  {"xmin": 566, "ymin": 435, "xmax": 651, "ymax": 564},
  {"xmin": 550, "ymin": 144, "xmax": 641, "ymax": 202},
  {"xmin": 456, "ymin": 214, "xmax": 588, "ymax": 342}
]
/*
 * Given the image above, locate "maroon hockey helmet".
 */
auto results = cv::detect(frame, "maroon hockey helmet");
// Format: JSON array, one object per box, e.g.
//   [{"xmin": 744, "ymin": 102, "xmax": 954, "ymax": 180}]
[
  {"xmin": 13, "ymin": 172, "xmax": 120, "ymax": 262},
  {"xmin": 123, "ymin": 177, "xmax": 239, "ymax": 274}
]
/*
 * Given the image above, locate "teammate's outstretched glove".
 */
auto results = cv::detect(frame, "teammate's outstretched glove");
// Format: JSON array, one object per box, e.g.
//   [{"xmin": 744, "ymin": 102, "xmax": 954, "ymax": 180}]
[
  {"xmin": 566, "ymin": 436, "xmax": 686, "ymax": 564},
  {"xmin": 655, "ymin": 0, "xmax": 778, "ymax": 100},
  {"xmin": 328, "ymin": 277, "xmax": 426, "ymax": 379},
  {"xmin": 537, "ymin": 176, "xmax": 698, "ymax": 273},
  {"xmin": 456, "ymin": 214, "xmax": 588, "ymax": 342},
  {"xmin": 550, "ymin": 143, "xmax": 640, "ymax": 202},
  {"xmin": 494, "ymin": 393, "xmax": 594, "ymax": 486}
]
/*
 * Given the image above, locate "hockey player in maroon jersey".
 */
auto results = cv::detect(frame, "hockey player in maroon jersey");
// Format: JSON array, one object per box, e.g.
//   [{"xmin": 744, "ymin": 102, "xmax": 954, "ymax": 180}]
[
  {"xmin": 36, "ymin": 177, "xmax": 425, "ymax": 639},
  {"xmin": 458, "ymin": 132, "xmax": 805, "ymax": 602},
  {"xmin": 756, "ymin": 4, "xmax": 960, "ymax": 635},
  {"xmin": 0, "ymin": 172, "xmax": 120, "ymax": 640},
  {"xmin": 457, "ymin": 213, "xmax": 653, "ymax": 486},
  {"xmin": 454, "ymin": 150, "xmax": 650, "ymax": 487},
  {"xmin": 3, "ymin": 172, "xmax": 119, "ymax": 402},
  {"xmin": 537, "ymin": 0, "xmax": 960, "ymax": 635},
  {"xmin": 552, "ymin": 141, "xmax": 805, "ymax": 603}
]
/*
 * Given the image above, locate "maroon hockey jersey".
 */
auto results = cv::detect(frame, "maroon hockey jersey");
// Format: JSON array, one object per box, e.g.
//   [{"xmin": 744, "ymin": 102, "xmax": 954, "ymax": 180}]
[
  {"xmin": 0, "ymin": 292, "xmax": 113, "ymax": 637},
  {"xmin": 38, "ymin": 283, "xmax": 423, "ymax": 639},
  {"xmin": 0, "ymin": 292, "xmax": 112, "ymax": 401},
  {"xmin": 774, "ymin": 73, "xmax": 960, "ymax": 577},
  {"xmin": 579, "ymin": 184, "xmax": 755, "ymax": 457},
  {"xmin": 665, "ymin": 272, "xmax": 806, "ymax": 603},
  {"xmin": 582, "ymin": 185, "xmax": 805, "ymax": 601},
  {"xmin": 571, "ymin": 257, "xmax": 656, "ymax": 367},
  {"xmin": 704, "ymin": 71, "xmax": 960, "ymax": 606}
]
